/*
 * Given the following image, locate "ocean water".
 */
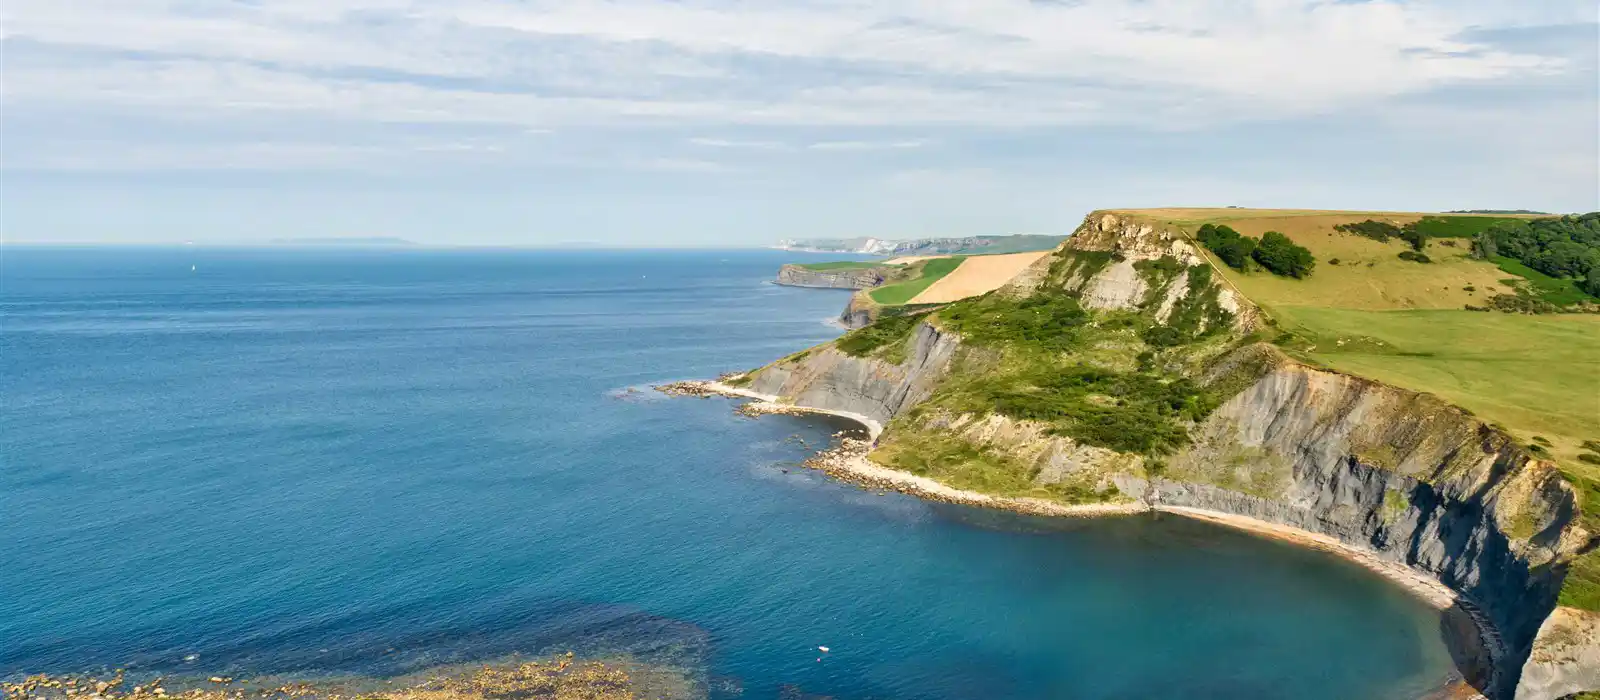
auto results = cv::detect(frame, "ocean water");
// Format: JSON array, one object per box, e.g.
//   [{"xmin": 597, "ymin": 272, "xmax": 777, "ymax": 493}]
[{"xmin": 1, "ymin": 247, "xmax": 1460, "ymax": 699}]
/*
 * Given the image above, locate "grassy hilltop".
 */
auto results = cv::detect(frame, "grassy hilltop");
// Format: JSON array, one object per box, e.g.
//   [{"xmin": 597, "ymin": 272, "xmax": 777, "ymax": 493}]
[{"xmin": 1117, "ymin": 208, "xmax": 1599, "ymax": 471}]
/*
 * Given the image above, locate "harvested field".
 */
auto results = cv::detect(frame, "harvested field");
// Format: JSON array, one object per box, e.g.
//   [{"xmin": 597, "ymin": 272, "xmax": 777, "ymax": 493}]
[{"xmin": 907, "ymin": 251, "xmax": 1049, "ymax": 303}]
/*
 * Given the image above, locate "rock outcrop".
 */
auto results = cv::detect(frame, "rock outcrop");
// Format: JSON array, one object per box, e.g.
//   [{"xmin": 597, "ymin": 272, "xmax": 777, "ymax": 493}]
[
  {"xmin": 746, "ymin": 321, "xmax": 959, "ymax": 425},
  {"xmin": 774, "ymin": 264, "xmax": 890, "ymax": 290},
  {"xmin": 736, "ymin": 211, "xmax": 1599, "ymax": 699},
  {"xmin": 837, "ymin": 292, "xmax": 876, "ymax": 329}
]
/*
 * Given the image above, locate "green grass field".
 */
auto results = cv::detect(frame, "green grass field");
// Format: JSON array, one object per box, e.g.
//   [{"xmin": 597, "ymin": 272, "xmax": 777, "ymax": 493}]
[
  {"xmin": 795, "ymin": 261, "xmax": 888, "ymax": 271},
  {"xmin": 1491, "ymin": 256, "xmax": 1595, "ymax": 306},
  {"xmin": 1122, "ymin": 208, "xmax": 1600, "ymax": 467},
  {"xmin": 1270, "ymin": 306, "xmax": 1600, "ymax": 461},
  {"xmin": 1410, "ymin": 215, "xmax": 1530, "ymax": 239},
  {"xmin": 869, "ymin": 257, "xmax": 967, "ymax": 305}
]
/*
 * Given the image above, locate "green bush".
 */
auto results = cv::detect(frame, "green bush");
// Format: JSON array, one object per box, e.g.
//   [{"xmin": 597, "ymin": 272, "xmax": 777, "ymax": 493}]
[
  {"xmin": 835, "ymin": 314, "xmax": 923, "ymax": 358},
  {"xmin": 1397, "ymin": 250, "xmax": 1432, "ymax": 263},
  {"xmin": 1196, "ymin": 224, "xmax": 1256, "ymax": 270},
  {"xmin": 1251, "ymin": 231, "xmax": 1316, "ymax": 278},
  {"xmin": 1335, "ymin": 220, "xmax": 1404, "ymax": 242},
  {"xmin": 974, "ymin": 366, "xmax": 1220, "ymax": 454},
  {"xmin": 939, "ymin": 291, "xmax": 1092, "ymax": 353},
  {"xmin": 1486, "ymin": 293, "xmax": 1558, "ymax": 315}
]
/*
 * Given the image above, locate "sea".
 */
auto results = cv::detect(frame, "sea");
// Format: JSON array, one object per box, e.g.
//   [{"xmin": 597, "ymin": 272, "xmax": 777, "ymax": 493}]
[{"xmin": 1, "ymin": 246, "xmax": 1460, "ymax": 699}]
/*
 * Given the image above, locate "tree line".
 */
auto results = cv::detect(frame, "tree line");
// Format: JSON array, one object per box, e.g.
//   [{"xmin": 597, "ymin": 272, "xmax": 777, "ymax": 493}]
[
  {"xmin": 1195, "ymin": 224, "xmax": 1316, "ymax": 279},
  {"xmin": 1472, "ymin": 213, "xmax": 1600, "ymax": 298}
]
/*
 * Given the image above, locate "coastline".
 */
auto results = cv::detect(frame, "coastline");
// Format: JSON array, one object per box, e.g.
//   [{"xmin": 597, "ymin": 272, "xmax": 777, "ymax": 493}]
[{"xmin": 664, "ymin": 378, "xmax": 1501, "ymax": 696}]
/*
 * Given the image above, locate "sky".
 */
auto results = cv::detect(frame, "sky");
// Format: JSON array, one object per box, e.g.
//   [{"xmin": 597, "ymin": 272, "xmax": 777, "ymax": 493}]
[{"xmin": 1, "ymin": 1, "xmax": 1597, "ymax": 246}]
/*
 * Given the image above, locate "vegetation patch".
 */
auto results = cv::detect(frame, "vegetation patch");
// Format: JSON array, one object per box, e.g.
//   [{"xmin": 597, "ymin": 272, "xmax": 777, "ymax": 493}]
[
  {"xmin": 1382, "ymin": 489, "xmax": 1409, "ymax": 524},
  {"xmin": 869, "ymin": 257, "xmax": 966, "ymax": 305},
  {"xmin": 1251, "ymin": 231, "xmax": 1317, "ymax": 278},
  {"xmin": 1142, "ymin": 264, "xmax": 1232, "ymax": 347},
  {"xmin": 938, "ymin": 290, "xmax": 1093, "ymax": 353},
  {"xmin": 1133, "ymin": 255, "xmax": 1186, "ymax": 306},
  {"xmin": 835, "ymin": 313, "xmax": 922, "ymax": 359},
  {"xmin": 1044, "ymin": 249, "xmax": 1116, "ymax": 287},
  {"xmin": 1196, "ymin": 224, "xmax": 1258, "ymax": 270},
  {"xmin": 1560, "ymin": 548, "xmax": 1600, "ymax": 611},
  {"xmin": 871, "ymin": 426, "xmax": 1117, "ymax": 504},
  {"xmin": 1197, "ymin": 224, "xmax": 1315, "ymax": 278},
  {"xmin": 1474, "ymin": 214, "xmax": 1600, "ymax": 303},
  {"xmin": 1489, "ymin": 255, "xmax": 1595, "ymax": 308}
]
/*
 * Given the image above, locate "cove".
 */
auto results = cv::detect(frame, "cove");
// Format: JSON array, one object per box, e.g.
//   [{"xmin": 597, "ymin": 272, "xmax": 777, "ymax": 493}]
[{"xmin": 2, "ymin": 247, "xmax": 1466, "ymax": 699}]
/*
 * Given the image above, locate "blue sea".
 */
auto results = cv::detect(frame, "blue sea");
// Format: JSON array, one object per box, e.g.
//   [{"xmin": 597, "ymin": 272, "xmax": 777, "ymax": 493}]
[{"xmin": 2, "ymin": 247, "xmax": 1459, "ymax": 699}]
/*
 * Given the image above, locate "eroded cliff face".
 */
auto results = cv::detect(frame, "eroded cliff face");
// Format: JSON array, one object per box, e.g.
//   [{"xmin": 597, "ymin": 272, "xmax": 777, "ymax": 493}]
[
  {"xmin": 775, "ymin": 264, "xmax": 889, "ymax": 290},
  {"xmin": 740, "ymin": 211, "xmax": 1598, "ymax": 699},
  {"xmin": 747, "ymin": 321, "xmax": 960, "ymax": 424},
  {"xmin": 838, "ymin": 292, "xmax": 876, "ymax": 329}
]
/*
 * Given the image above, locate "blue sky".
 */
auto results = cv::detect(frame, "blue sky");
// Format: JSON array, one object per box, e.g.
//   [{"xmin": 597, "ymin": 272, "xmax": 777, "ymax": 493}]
[{"xmin": 1, "ymin": 1, "xmax": 1596, "ymax": 246}]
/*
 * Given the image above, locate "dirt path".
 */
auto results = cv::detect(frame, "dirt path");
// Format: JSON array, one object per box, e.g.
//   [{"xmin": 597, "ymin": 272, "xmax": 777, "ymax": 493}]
[{"xmin": 907, "ymin": 251, "xmax": 1048, "ymax": 303}]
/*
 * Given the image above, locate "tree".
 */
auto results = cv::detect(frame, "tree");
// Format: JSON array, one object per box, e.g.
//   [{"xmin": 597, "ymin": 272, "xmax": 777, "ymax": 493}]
[
  {"xmin": 1251, "ymin": 231, "xmax": 1316, "ymax": 278},
  {"xmin": 1196, "ymin": 224, "xmax": 1256, "ymax": 270}
]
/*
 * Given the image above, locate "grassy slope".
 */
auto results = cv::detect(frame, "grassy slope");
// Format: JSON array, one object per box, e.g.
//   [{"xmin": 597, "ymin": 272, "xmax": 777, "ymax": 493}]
[
  {"xmin": 869, "ymin": 257, "xmax": 967, "ymax": 305},
  {"xmin": 1114, "ymin": 208, "xmax": 1599, "ymax": 469},
  {"xmin": 1491, "ymin": 255, "xmax": 1595, "ymax": 307}
]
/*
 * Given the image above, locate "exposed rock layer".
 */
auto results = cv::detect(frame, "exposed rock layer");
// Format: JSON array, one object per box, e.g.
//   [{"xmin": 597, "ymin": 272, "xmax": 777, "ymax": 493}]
[{"xmin": 774, "ymin": 264, "xmax": 890, "ymax": 290}]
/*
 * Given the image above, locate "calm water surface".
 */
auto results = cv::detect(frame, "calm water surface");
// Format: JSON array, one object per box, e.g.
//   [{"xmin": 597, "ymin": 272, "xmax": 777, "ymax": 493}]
[{"xmin": 2, "ymin": 247, "xmax": 1458, "ymax": 699}]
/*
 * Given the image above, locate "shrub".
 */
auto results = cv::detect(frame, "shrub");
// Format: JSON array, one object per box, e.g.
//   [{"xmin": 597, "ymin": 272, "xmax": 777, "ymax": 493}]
[
  {"xmin": 836, "ymin": 313, "xmax": 922, "ymax": 358},
  {"xmin": 1251, "ymin": 231, "xmax": 1316, "ymax": 278},
  {"xmin": 1397, "ymin": 250, "xmax": 1432, "ymax": 263},
  {"xmin": 977, "ymin": 366, "xmax": 1220, "ymax": 454},
  {"xmin": 939, "ymin": 290, "xmax": 1093, "ymax": 353},
  {"xmin": 1486, "ymin": 294, "xmax": 1557, "ymax": 314},
  {"xmin": 1196, "ymin": 224, "xmax": 1256, "ymax": 270},
  {"xmin": 1335, "ymin": 220, "xmax": 1403, "ymax": 242},
  {"xmin": 1328, "ymin": 258, "xmax": 1340, "ymax": 265},
  {"xmin": 1580, "ymin": 453, "xmax": 1600, "ymax": 466}
]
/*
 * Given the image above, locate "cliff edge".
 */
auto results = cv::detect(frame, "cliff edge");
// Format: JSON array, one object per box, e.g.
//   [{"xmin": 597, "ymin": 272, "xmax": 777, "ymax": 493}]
[{"xmin": 734, "ymin": 211, "xmax": 1600, "ymax": 700}]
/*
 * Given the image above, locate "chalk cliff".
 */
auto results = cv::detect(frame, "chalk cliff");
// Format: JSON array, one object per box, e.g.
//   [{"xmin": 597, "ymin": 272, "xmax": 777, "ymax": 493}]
[{"xmin": 738, "ymin": 211, "xmax": 1599, "ymax": 700}]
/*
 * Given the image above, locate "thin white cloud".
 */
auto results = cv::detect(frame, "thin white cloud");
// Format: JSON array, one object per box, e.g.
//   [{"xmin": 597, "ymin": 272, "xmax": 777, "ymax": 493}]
[
  {"xmin": 688, "ymin": 137, "xmax": 788, "ymax": 149},
  {"xmin": 808, "ymin": 139, "xmax": 927, "ymax": 151}
]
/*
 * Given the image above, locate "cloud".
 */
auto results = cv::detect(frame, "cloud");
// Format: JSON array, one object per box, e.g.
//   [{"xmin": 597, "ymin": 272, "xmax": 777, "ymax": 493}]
[
  {"xmin": 808, "ymin": 139, "xmax": 927, "ymax": 151},
  {"xmin": 0, "ymin": 1, "xmax": 1593, "ymax": 173},
  {"xmin": 688, "ymin": 137, "xmax": 788, "ymax": 149}
]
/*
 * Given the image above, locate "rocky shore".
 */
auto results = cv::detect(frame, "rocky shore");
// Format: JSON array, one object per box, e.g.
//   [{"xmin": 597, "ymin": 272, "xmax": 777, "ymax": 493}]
[{"xmin": 659, "ymin": 376, "xmax": 1501, "ymax": 699}]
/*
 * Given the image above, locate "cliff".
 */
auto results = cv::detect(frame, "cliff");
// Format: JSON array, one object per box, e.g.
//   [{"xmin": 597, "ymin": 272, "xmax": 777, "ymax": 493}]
[
  {"xmin": 735, "ymin": 211, "xmax": 1600, "ymax": 699},
  {"xmin": 774, "ymin": 264, "xmax": 892, "ymax": 290}
]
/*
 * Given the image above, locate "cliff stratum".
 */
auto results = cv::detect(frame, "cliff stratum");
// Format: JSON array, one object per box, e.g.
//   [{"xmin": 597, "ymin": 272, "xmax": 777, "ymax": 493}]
[
  {"xmin": 775, "ymin": 263, "xmax": 894, "ymax": 290},
  {"xmin": 733, "ymin": 211, "xmax": 1600, "ymax": 700}
]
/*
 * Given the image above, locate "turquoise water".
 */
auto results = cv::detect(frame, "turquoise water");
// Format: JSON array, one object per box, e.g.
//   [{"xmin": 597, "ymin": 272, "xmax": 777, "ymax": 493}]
[{"xmin": 2, "ymin": 247, "xmax": 1459, "ymax": 699}]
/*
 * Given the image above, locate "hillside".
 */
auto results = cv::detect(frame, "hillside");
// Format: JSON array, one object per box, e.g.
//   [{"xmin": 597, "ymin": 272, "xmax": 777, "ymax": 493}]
[
  {"xmin": 1109, "ymin": 208, "xmax": 1599, "ymax": 470},
  {"xmin": 727, "ymin": 208, "xmax": 1600, "ymax": 700}
]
